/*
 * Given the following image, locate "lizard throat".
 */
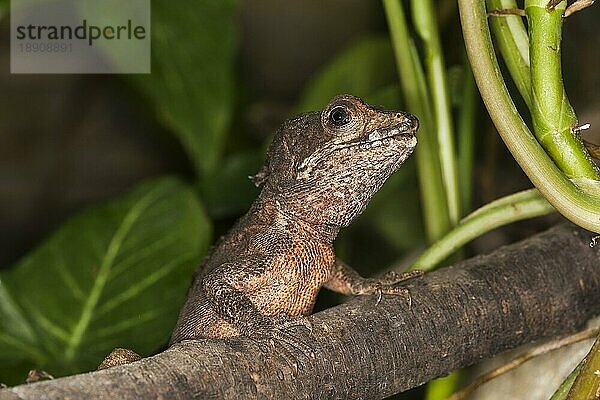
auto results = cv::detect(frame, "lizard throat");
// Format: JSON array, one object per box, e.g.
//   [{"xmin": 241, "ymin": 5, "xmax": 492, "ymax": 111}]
[{"xmin": 260, "ymin": 197, "xmax": 340, "ymax": 243}]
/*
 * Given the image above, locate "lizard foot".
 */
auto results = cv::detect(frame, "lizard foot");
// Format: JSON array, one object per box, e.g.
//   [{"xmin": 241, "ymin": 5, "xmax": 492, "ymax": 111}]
[
  {"xmin": 97, "ymin": 347, "xmax": 142, "ymax": 370},
  {"xmin": 373, "ymin": 284, "xmax": 413, "ymax": 308},
  {"xmin": 26, "ymin": 370, "xmax": 54, "ymax": 383},
  {"xmin": 377, "ymin": 269, "xmax": 422, "ymax": 305},
  {"xmin": 244, "ymin": 314, "xmax": 315, "ymax": 357},
  {"xmin": 350, "ymin": 270, "xmax": 422, "ymax": 307},
  {"xmin": 243, "ymin": 314, "xmax": 313, "ymax": 337},
  {"xmin": 379, "ymin": 269, "xmax": 423, "ymax": 285},
  {"xmin": 273, "ymin": 314, "xmax": 313, "ymax": 334},
  {"xmin": 351, "ymin": 270, "xmax": 422, "ymax": 294}
]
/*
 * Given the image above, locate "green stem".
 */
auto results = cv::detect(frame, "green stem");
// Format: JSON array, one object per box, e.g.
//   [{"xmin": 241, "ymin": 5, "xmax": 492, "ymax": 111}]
[
  {"xmin": 410, "ymin": 189, "xmax": 555, "ymax": 271},
  {"xmin": 525, "ymin": 0, "xmax": 599, "ymax": 179},
  {"xmin": 458, "ymin": 58, "xmax": 477, "ymax": 214},
  {"xmin": 458, "ymin": 0, "xmax": 600, "ymax": 234},
  {"xmin": 488, "ymin": 0, "xmax": 598, "ymax": 179},
  {"xmin": 566, "ymin": 334, "xmax": 600, "ymax": 400},
  {"xmin": 383, "ymin": 0, "xmax": 451, "ymax": 241},
  {"xmin": 487, "ymin": 0, "xmax": 532, "ymax": 107},
  {"xmin": 411, "ymin": 0, "xmax": 461, "ymax": 223},
  {"xmin": 408, "ymin": 7, "xmax": 463, "ymax": 395}
]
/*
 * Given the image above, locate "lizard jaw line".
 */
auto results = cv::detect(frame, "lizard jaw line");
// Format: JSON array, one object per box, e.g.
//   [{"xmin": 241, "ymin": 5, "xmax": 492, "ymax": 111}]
[
  {"xmin": 296, "ymin": 128, "xmax": 416, "ymax": 181},
  {"xmin": 367, "ymin": 127, "xmax": 415, "ymax": 142},
  {"xmin": 296, "ymin": 132, "xmax": 416, "ymax": 180}
]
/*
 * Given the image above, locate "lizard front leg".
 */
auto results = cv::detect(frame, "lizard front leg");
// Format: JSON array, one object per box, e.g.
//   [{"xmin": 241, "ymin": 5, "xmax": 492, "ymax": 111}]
[
  {"xmin": 200, "ymin": 261, "xmax": 312, "ymax": 338},
  {"xmin": 324, "ymin": 258, "xmax": 422, "ymax": 302},
  {"xmin": 201, "ymin": 261, "xmax": 281, "ymax": 336}
]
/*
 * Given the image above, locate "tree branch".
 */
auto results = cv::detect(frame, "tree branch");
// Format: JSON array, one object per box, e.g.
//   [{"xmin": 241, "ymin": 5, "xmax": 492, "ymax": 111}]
[{"xmin": 2, "ymin": 224, "xmax": 599, "ymax": 400}]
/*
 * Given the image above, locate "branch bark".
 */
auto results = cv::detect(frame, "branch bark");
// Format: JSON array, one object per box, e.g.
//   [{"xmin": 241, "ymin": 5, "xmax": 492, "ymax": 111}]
[{"xmin": 2, "ymin": 224, "xmax": 599, "ymax": 400}]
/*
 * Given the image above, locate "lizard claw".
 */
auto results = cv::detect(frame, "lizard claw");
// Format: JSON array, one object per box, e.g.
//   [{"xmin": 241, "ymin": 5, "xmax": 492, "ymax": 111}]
[
  {"xmin": 244, "ymin": 314, "xmax": 315, "ymax": 357},
  {"xmin": 368, "ymin": 270, "xmax": 421, "ymax": 306},
  {"xmin": 375, "ymin": 285, "xmax": 413, "ymax": 308},
  {"xmin": 272, "ymin": 315, "xmax": 315, "ymax": 355},
  {"xmin": 26, "ymin": 370, "xmax": 54, "ymax": 383},
  {"xmin": 375, "ymin": 284, "xmax": 383, "ymax": 305},
  {"xmin": 270, "ymin": 328, "xmax": 315, "ymax": 358},
  {"xmin": 276, "ymin": 315, "xmax": 313, "ymax": 334}
]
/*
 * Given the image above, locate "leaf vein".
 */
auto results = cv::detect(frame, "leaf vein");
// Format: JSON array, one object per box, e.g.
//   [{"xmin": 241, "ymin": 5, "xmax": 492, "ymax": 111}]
[
  {"xmin": 63, "ymin": 185, "xmax": 165, "ymax": 361},
  {"xmin": 96, "ymin": 253, "xmax": 192, "ymax": 317}
]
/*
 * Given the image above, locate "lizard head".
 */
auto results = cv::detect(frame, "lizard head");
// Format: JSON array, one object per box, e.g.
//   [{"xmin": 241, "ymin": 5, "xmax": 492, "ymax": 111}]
[{"xmin": 252, "ymin": 94, "xmax": 419, "ymax": 230}]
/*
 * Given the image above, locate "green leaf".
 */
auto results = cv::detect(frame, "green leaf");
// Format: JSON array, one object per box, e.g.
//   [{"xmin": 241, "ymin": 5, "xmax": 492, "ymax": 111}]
[
  {"xmin": 0, "ymin": 178, "xmax": 211, "ymax": 383},
  {"xmin": 128, "ymin": 0, "xmax": 236, "ymax": 176},
  {"xmin": 296, "ymin": 35, "xmax": 397, "ymax": 112}
]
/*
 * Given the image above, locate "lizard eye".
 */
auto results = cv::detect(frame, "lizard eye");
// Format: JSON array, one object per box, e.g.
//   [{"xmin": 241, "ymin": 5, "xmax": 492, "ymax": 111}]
[{"xmin": 328, "ymin": 106, "xmax": 351, "ymax": 127}]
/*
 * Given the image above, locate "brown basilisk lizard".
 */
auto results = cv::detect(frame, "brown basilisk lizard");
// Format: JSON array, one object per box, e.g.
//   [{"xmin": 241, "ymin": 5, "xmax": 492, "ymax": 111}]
[{"xmin": 100, "ymin": 94, "xmax": 421, "ymax": 368}]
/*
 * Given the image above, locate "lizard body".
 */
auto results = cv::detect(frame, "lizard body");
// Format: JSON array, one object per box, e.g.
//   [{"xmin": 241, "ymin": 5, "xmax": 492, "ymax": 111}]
[
  {"xmin": 100, "ymin": 94, "xmax": 420, "ymax": 367},
  {"xmin": 170, "ymin": 94, "xmax": 420, "ymax": 343}
]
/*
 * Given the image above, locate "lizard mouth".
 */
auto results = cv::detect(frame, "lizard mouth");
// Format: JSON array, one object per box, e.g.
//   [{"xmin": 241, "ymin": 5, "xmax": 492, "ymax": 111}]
[
  {"xmin": 296, "ymin": 116, "xmax": 419, "ymax": 180},
  {"xmin": 348, "ymin": 119, "xmax": 419, "ymax": 150},
  {"xmin": 346, "ymin": 112, "xmax": 420, "ymax": 147},
  {"xmin": 367, "ymin": 125, "xmax": 417, "ymax": 141}
]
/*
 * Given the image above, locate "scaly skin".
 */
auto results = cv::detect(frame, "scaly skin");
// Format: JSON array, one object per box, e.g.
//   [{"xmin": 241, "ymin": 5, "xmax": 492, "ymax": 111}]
[{"xmin": 100, "ymin": 94, "xmax": 420, "ymax": 368}]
